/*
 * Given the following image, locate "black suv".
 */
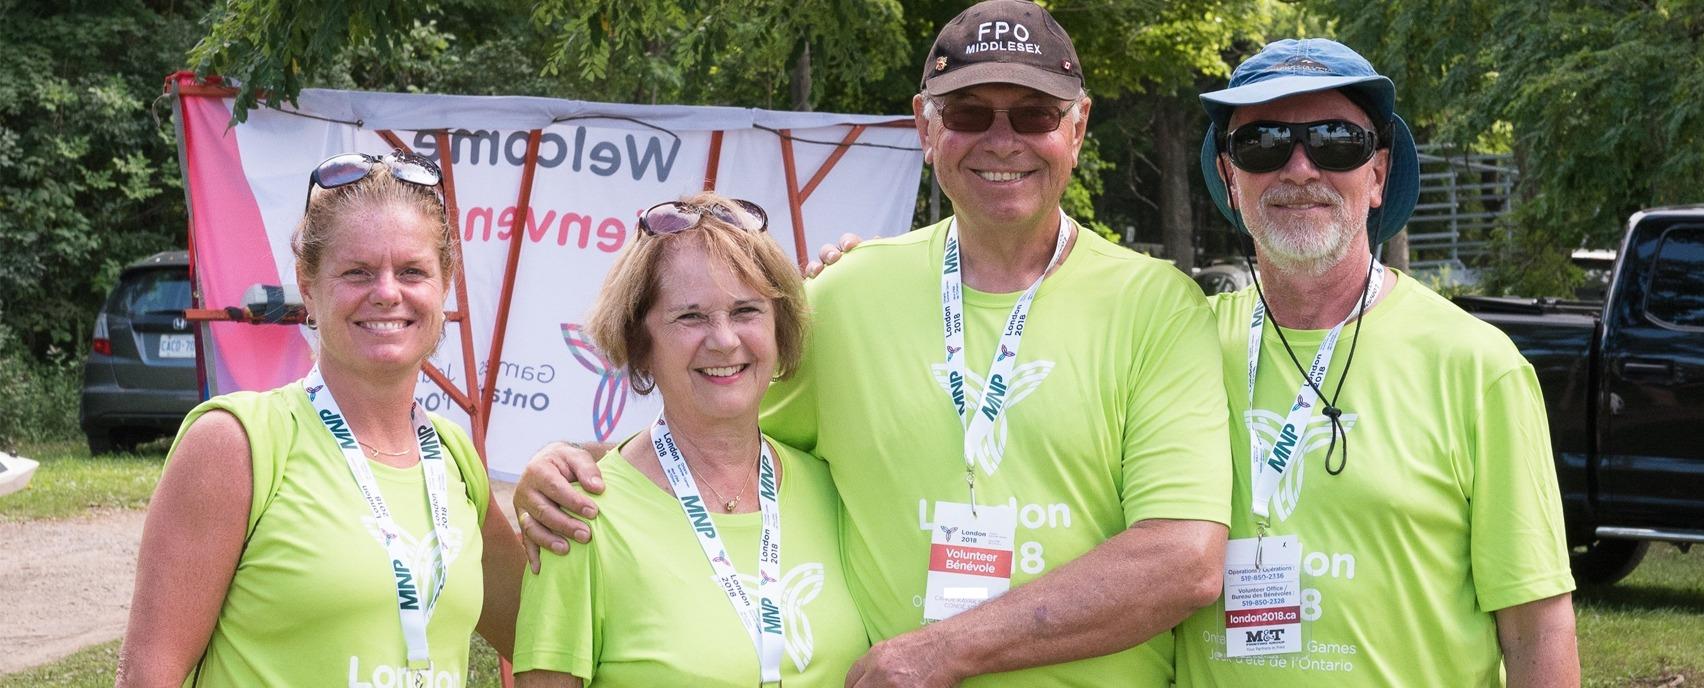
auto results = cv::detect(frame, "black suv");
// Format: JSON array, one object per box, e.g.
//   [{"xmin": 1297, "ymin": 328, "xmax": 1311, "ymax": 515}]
[{"xmin": 80, "ymin": 251, "xmax": 200, "ymax": 453}]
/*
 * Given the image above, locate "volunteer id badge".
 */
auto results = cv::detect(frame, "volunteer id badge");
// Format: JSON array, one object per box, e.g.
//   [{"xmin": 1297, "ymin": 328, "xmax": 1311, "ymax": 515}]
[
  {"xmin": 1223, "ymin": 535, "xmax": 1302, "ymax": 657},
  {"xmin": 923, "ymin": 502, "xmax": 1016, "ymax": 622}
]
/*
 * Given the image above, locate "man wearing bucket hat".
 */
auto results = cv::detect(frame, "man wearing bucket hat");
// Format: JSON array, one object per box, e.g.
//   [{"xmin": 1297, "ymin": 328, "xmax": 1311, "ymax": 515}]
[
  {"xmin": 513, "ymin": 1, "xmax": 1234, "ymax": 685},
  {"xmin": 1172, "ymin": 38, "xmax": 1579, "ymax": 686}
]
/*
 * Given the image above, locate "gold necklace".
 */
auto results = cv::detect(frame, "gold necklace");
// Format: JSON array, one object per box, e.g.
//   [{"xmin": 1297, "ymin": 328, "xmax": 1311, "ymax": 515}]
[
  {"xmin": 693, "ymin": 463, "xmax": 754, "ymax": 512},
  {"xmin": 358, "ymin": 440, "xmax": 411, "ymax": 459}
]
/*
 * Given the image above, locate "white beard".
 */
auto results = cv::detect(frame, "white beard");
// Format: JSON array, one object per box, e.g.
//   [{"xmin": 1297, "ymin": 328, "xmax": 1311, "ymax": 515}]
[{"xmin": 1235, "ymin": 181, "xmax": 1361, "ymax": 277}]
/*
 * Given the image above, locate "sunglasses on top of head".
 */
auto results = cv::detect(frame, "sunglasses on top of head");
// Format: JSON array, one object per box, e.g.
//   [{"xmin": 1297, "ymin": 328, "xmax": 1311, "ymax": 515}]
[
  {"xmin": 1224, "ymin": 119, "xmax": 1382, "ymax": 174},
  {"xmin": 305, "ymin": 150, "xmax": 442, "ymax": 212},
  {"xmin": 638, "ymin": 199, "xmax": 769, "ymax": 236},
  {"xmin": 933, "ymin": 100, "xmax": 1076, "ymax": 134}
]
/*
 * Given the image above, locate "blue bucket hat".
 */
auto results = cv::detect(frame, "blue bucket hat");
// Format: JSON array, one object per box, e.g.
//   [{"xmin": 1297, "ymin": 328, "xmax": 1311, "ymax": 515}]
[{"xmin": 1198, "ymin": 38, "xmax": 1419, "ymax": 246}]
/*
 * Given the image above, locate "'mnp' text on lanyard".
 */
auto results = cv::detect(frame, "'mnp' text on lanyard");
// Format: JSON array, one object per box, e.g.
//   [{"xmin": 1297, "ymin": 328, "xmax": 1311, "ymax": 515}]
[
  {"xmin": 940, "ymin": 210, "xmax": 1072, "ymax": 512},
  {"xmin": 651, "ymin": 414, "xmax": 784, "ymax": 685},
  {"xmin": 1245, "ymin": 259, "xmax": 1386, "ymax": 536},
  {"xmin": 304, "ymin": 368, "xmax": 454, "ymax": 679}
]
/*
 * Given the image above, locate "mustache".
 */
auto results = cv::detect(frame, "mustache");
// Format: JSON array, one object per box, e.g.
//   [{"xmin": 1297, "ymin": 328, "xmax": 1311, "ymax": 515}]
[{"xmin": 1261, "ymin": 183, "xmax": 1342, "ymax": 206}]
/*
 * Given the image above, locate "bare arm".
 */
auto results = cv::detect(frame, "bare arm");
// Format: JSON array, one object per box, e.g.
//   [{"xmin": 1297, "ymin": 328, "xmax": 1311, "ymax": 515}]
[
  {"xmin": 474, "ymin": 492, "xmax": 525, "ymax": 659},
  {"xmin": 846, "ymin": 518, "xmax": 1226, "ymax": 687},
  {"xmin": 1496, "ymin": 592, "xmax": 1579, "ymax": 688},
  {"xmin": 515, "ymin": 670, "xmax": 583, "ymax": 688},
  {"xmin": 512, "ymin": 441, "xmax": 612, "ymax": 572},
  {"xmin": 115, "ymin": 411, "xmax": 252, "ymax": 687}
]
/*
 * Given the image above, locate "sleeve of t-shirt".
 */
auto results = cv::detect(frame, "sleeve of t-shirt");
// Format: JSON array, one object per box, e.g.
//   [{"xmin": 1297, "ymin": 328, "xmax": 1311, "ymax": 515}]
[
  {"xmin": 513, "ymin": 515, "xmax": 602, "ymax": 679},
  {"xmin": 433, "ymin": 416, "xmax": 490, "ymax": 526},
  {"xmin": 168, "ymin": 390, "xmax": 292, "ymax": 542},
  {"xmin": 1118, "ymin": 274, "xmax": 1234, "ymax": 527},
  {"xmin": 1469, "ymin": 364, "xmax": 1576, "ymax": 611},
  {"xmin": 760, "ymin": 290, "xmax": 821, "ymax": 453}
]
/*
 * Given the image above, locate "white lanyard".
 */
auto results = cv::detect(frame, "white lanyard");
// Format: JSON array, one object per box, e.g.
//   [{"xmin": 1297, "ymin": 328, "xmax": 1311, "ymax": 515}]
[
  {"xmin": 304, "ymin": 368, "xmax": 453, "ymax": 676},
  {"xmin": 940, "ymin": 210, "xmax": 1072, "ymax": 510},
  {"xmin": 650, "ymin": 413, "xmax": 784, "ymax": 684},
  {"xmin": 1245, "ymin": 260, "xmax": 1384, "ymax": 525}
]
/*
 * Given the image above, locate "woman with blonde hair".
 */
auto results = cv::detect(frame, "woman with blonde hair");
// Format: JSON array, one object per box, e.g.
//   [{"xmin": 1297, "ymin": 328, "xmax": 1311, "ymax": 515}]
[
  {"xmin": 119, "ymin": 151, "xmax": 523, "ymax": 686},
  {"xmin": 512, "ymin": 192, "xmax": 867, "ymax": 687}
]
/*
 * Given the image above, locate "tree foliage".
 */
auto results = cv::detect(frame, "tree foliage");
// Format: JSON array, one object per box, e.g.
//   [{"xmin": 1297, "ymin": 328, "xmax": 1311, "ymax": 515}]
[
  {"xmin": 0, "ymin": 0, "xmax": 206, "ymax": 355},
  {"xmin": 530, "ymin": 0, "xmax": 910, "ymax": 111},
  {"xmin": 1065, "ymin": 0, "xmax": 1268, "ymax": 265},
  {"xmin": 189, "ymin": 0, "xmax": 440, "ymax": 119},
  {"xmin": 1323, "ymin": 0, "xmax": 1704, "ymax": 295}
]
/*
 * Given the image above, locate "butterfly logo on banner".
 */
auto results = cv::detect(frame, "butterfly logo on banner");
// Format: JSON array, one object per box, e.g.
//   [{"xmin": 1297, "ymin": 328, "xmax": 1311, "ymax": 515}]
[
  {"xmin": 561, "ymin": 323, "xmax": 629, "ymax": 443},
  {"xmin": 730, "ymin": 563, "xmax": 826, "ymax": 672},
  {"xmin": 929, "ymin": 359, "xmax": 1055, "ymax": 475},
  {"xmin": 1245, "ymin": 409, "xmax": 1360, "ymax": 523}
]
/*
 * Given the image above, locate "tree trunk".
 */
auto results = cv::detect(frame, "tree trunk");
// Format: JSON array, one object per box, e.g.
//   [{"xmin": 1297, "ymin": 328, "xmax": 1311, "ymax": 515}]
[
  {"xmin": 1384, "ymin": 229, "xmax": 1410, "ymax": 271},
  {"xmin": 791, "ymin": 42, "xmax": 813, "ymax": 112},
  {"xmin": 1154, "ymin": 97, "xmax": 1194, "ymax": 271}
]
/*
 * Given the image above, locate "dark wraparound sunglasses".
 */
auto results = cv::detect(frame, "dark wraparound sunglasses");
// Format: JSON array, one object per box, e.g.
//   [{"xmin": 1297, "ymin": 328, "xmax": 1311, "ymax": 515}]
[
  {"xmin": 935, "ymin": 101, "xmax": 1075, "ymax": 134},
  {"xmin": 1225, "ymin": 120, "xmax": 1381, "ymax": 173},
  {"xmin": 305, "ymin": 150, "xmax": 442, "ymax": 211},
  {"xmin": 639, "ymin": 199, "xmax": 769, "ymax": 236}
]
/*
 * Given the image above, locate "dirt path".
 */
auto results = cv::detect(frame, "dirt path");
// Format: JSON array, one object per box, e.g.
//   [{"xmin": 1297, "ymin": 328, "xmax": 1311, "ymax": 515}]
[
  {"xmin": 0, "ymin": 509, "xmax": 147, "ymax": 675},
  {"xmin": 0, "ymin": 482, "xmax": 519, "ymax": 676}
]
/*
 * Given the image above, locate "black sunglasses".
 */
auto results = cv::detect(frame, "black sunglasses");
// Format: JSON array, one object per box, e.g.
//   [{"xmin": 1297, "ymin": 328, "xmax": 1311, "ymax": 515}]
[
  {"xmin": 638, "ymin": 199, "xmax": 768, "ymax": 236},
  {"xmin": 1225, "ymin": 120, "xmax": 1381, "ymax": 173},
  {"xmin": 934, "ymin": 101, "xmax": 1075, "ymax": 134},
  {"xmin": 305, "ymin": 150, "xmax": 442, "ymax": 212}
]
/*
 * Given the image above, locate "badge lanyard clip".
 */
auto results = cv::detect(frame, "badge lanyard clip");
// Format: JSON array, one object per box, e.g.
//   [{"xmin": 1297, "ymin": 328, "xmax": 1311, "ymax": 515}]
[
  {"xmin": 965, "ymin": 470, "xmax": 979, "ymax": 517},
  {"xmin": 1254, "ymin": 519, "xmax": 1270, "ymax": 570}
]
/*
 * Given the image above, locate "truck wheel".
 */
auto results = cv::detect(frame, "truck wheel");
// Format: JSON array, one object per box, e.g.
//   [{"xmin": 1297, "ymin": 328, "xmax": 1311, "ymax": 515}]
[
  {"xmin": 1569, "ymin": 538, "xmax": 1650, "ymax": 586},
  {"xmin": 111, "ymin": 429, "xmax": 145, "ymax": 454},
  {"xmin": 86, "ymin": 429, "xmax": 115, "ymax": 455}
]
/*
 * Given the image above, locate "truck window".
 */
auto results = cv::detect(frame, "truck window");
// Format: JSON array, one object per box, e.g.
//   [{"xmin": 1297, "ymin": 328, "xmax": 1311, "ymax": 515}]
[{"xmin": 1646, "ymin": 226, "xmax": 1704, "ymax": 329}]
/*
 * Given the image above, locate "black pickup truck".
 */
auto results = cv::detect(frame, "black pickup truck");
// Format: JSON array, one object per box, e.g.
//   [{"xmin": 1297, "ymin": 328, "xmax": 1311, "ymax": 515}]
[{"xmin": 1455, "ymin": 206, "xmax": 1704, "ymax": 584}]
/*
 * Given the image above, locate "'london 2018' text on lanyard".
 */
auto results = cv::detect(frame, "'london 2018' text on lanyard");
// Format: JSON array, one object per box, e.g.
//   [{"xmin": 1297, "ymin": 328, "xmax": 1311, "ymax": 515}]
[
  {"xmin": 1245, "ymin": 259, "xmax": 1385, "ymax": 527},
  {"xmin": 651, "ymin": 413, "xmax": 784, "ymax": 685},
  {"xmin": 304, "ymin": 368, "xmax": 453, "ymax": 679},
  {"xmin": 940, "ymin": 210, "xmax": 1072, "ymax": 511}
]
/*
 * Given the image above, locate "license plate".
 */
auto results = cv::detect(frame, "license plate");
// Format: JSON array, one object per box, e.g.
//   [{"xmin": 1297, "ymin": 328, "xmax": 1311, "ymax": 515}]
[{"xmin": 158, "ymin": 333, "xmax": 195, "ymax": 359}]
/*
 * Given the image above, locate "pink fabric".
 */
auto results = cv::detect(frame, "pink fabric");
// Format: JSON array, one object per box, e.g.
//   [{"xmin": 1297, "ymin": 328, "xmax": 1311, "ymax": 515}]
[{"xmin": 179, "ymin": 77, "xmax": 312, "ymax": 392}]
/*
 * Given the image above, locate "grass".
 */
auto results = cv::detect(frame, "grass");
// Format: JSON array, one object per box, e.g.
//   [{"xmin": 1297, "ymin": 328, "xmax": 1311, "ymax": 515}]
[
  {"xmin": 0, "ymin": 439, "xmax": 167, "ymax": 522},
  {"xmin": 1575, "ymin": 544, "xmax": 1704, "ymax": 687},
  {"xmin": 0, "ymin": 641, "xmax": 122, "ymax": 688},
  {"xmin": 2, "ymin": 444, "xmax": 1700, "ymax": 685},
  {"xmin": 0, "ymin": 637, "xmax": 505, "ymax": 688}
]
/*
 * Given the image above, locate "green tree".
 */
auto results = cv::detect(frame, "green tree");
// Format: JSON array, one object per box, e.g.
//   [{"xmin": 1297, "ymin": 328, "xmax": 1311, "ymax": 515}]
[
  {"xmin": 530, "ymin": 0, "xmax": 910, "ymax": 111},
  {"xmin": 0, "ymin": 0, "xmax": 207, "ymax": 355},
  {"xmin": 1322, "ymin": 0, "xmax": 1704, "ymax": 296},
  {"xmin": 1066, "ymin": 0, "xmax": 1280, "ymax": 268},
  {"xmin": 187, "ymin": 0, "xmax": 913, "ymax": 115}
]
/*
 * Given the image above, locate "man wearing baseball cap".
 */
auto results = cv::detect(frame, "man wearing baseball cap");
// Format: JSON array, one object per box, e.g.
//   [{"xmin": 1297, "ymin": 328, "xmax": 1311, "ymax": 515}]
[
  {"xmin": 1173, "ymin": 38, "xmax": 1579, "ymax": 686},
  {"xmin": 512, "ymin": 1, "xmax": 1233, "ymax": 685}
]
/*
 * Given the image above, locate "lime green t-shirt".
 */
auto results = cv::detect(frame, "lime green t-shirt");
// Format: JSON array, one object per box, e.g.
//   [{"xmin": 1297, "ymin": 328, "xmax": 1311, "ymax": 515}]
[
  {"xmin": 1174, "ymin": 274, "xmax": 1574, "ymax": 686},
  {"xmin": 171, "ymin": 385, "xmax": 490, "ymax": 687},
  {"xmin": 513, "ymin": 436, "xmax": 869, "ymax": 686},
  {"xmin": 761, "ymin": 218, "xmax": 1232, "ymax": 685}
]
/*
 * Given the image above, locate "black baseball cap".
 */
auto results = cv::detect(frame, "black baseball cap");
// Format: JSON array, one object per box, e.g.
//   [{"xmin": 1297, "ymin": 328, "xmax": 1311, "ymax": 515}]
[{"xmin": 920, "ymin": 0, "xmax": 1084, "ymax": 100}]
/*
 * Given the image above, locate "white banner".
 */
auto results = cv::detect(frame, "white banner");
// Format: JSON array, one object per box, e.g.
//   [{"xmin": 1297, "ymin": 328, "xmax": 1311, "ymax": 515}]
[{"xmin": 177, "ymin": 79, "xmax": 923, "ymax": 478}]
